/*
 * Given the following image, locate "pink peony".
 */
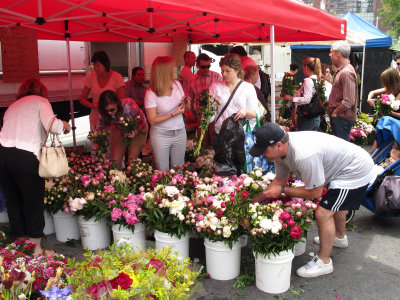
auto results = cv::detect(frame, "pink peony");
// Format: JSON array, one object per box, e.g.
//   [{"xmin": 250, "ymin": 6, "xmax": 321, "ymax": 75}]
[
  {"xmin": 111, "ymin": 208, "xmax": 123, "ymax": 221},
  {"xmin": 290, "ymin": 225, "xmax": 302, "ymax": 240}
]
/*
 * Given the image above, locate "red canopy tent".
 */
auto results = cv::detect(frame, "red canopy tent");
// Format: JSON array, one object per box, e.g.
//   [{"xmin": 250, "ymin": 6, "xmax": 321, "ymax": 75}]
[
  {"xmin": 0, "ymin": 0, "xmax": 345, "ymax": 43},
  {"xmin": 0, "ymin": 0, "xmax": 346, "ymax": 145}
]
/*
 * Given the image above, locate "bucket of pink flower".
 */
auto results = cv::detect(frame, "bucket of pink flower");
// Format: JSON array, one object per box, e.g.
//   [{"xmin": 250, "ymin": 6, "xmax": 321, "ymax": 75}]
[
  {"xmin": 66, "ymin": 156, "xmax": 114, "ymax": 250},
  {"xmin": 248, "ymin": 198, "xmax": 316, "ymax": 294},
  {"xmin": 142, "ymin": 181, "xmax": 194, "ymax": 260},
  {"xmin": 107, "ymin": 181, "xmax": 146, "ymax": 251},
  {"xmin": 192, "ymin": 175, "xmax": 253, "ymax": 281}
]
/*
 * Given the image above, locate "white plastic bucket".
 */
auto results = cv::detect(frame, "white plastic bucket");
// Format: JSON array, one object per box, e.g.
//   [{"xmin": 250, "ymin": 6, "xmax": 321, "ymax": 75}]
[
  {"xmin": 0, "ymin": 211, "xmax": 9, "ymax": 223},
  {"xmin": 254, "ymin": 250, "xmax": 294, "ymax": 294},
  {"xmin": 78, "ymin": 216, "xmax": 111, "ymax": 250},
  {"xmin": 43, "ymin": 211, "xmax": 55, "ymax": 235},
  {"xmin": 53, "ymin": 210, "xmax": 80, "ymax": 242},
  {"xmin": 112, "ymin": 223, "xmax": 146, "ymax": 251},
  {"xmin": 204, "ymin": 238, "xmax": 241, "ymax": 280},
  {"xmin": 154, "ymin": 230, "xmax": 189, "ymax": 259},
  {"xmin": 294, "ymin": 238, "xmax": 306, "ymax": 256}
]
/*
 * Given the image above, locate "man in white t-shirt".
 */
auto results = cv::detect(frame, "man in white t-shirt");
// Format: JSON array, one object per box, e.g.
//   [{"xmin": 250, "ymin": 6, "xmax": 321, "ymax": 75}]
[
  {"xmin": 179, "ymin": 51, "xmax": 196, "ymax": 94},
  {"xmin": 251, "ymin": 123, "xmax": 374, "ymax": 278}
]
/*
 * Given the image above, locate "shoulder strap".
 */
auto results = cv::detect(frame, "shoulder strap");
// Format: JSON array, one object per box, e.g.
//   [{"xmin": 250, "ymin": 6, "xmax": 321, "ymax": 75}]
[
  {"xmin": 43, "ymin": 117, "xmax": 56, "ymax": 146},
  {"xmin": 215, "ymin": 80, "xmax": 243, "ymax": 124}
]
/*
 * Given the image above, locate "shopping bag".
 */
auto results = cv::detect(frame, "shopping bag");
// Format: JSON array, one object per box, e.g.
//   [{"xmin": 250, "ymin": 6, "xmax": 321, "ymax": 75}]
[{"xmin": 244, "ymin": 116, "xmax": 274, "ymax": 174}]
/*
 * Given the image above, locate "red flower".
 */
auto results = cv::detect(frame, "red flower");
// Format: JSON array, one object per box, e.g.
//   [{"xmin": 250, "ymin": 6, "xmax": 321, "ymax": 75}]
[
  {"xmin": 87, "ymin": 280, "xmax": 111, "ymax": 299},
  {"xmin": 109, "ymin": 272, "xmax": 133, "ymax": 290},
  {"xmin": 205, "ymin": 273, "xmax": 210, "ymax": 278},
  {"xmin": 145, "ymin": 258, "xmax": 166, "ymax": 274},
  {"xmin": 290, "ymin": 225, "xmax": 302, "ymax": 240},
  {"xmin": 216, "ymin": 208, "xmax": 224, "ymax": 219},
  {"xmin": 280, "ymin": 211, "xmax": 291, "ymax": 220}
]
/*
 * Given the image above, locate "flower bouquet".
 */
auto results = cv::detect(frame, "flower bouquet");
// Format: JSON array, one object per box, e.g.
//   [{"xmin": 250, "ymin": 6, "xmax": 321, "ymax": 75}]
[
  {"xmin": 275, "ymin": 116, "xmax": 295, "ymax": 132},
  {"xmin": 315, "ymin": 79, "xmax": 327, "ymax": 103},
  {"xmin": 349, "ymin": 118, "xmax": 375, "ymax": 146},
  {"xmin": 280, "ymin": 73, "xmax": 296, "ymax": 118},
  {"xmin": 194, "ymin": 90, "xmax": 220, "ymax": 156},
  {"xmin": 247, "ymin": 199, "xmax": 315, "ymax": 257},
  {"xmin": 87, "ymin": 129, "xmax": 110, "ymax": 156},
  {"xmin": 66, "ymin": 242, "xmax": 199, "ymax": 300},
  {"xmin": 142, "ymin": 184, "xmax": 193, "ymax": 238},
  {"xmin": 373, "ymin": 93, "xmax": 400, "ymax": 122},
  {"xmin": 44, "ymin": 177, "xmax": 69, "ymax": 215},
  {"xmin": 120, "ymin": 115, "xmax": 141, "ymax": 146}
]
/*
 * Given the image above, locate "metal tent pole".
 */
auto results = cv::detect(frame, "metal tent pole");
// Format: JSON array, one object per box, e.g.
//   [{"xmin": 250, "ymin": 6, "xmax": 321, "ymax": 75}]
[
  {"xmin": 359, "ymin": 44, "xmax": 366, "ymax": 113},
  {"xmin": 270, "ymin": 25, "xmax": 275, "ymax": 123},
  {"xmin": 65, "ymin": 20, "xmax": 77, "ymax": 148}
]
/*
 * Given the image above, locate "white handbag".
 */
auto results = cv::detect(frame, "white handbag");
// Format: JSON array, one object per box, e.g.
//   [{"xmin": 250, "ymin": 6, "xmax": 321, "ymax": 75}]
[{"xmin": 38, "ymin": 118, "xmax": 69, "ymax": 178}]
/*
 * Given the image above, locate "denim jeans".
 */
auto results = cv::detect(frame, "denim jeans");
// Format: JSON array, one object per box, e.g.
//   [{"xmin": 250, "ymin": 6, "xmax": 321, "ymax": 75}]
[
  {"xmin": 330, "ymin": 116, "xmax": 354, "ymax": 141},
  {"xmin": 297, "ymin": 116, "xmax": 320, "ymax": 131}
]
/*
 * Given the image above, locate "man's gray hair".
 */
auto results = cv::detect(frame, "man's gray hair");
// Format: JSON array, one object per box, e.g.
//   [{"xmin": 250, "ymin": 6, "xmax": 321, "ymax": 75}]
[{"xmin": 331, "ymin": 40, "xmax": 351, "ymax": 59}]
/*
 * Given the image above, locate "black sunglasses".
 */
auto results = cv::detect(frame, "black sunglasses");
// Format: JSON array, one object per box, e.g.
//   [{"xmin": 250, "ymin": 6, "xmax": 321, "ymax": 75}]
[
  {"xmin": 199, "ymin": 65, "xmax": 211, "ymax": 69},
  {"xmin": 397, "ymin": 62, "xmax": 400, "ymax": 66}
]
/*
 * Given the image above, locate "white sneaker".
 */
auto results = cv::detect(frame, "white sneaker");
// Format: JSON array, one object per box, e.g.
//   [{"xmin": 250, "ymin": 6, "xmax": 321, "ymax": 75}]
[
  {"xmin": 313, "ymin": 235, "xmax": 348, "ymax": 248},
  {"xmin": 296, "ymin": 256, "xmax": 334, "ymax": 278}
]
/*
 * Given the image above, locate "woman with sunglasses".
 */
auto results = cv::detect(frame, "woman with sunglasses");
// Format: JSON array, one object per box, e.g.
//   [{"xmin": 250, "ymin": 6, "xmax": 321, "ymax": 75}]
[
  {"xmin": 144, "ymin": 56, "xmax": 187, "ymax": 172},
  {"xmin": 97, "ymin": 90, "xmax": 148, "ymax": 167},
  {"xmin": 80, "ymin": 51, "xmax": 125, "ymax": 131}
]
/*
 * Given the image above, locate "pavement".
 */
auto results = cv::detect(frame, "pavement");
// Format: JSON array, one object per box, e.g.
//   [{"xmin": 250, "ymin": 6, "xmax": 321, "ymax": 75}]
[{"xmin": 1, "ymin": 204, "xmax": 400, "ymax": 300}]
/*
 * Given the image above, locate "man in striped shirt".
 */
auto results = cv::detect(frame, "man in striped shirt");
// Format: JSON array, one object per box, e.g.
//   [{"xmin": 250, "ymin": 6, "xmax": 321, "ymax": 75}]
[
  {"xmin": 250, "ymin": 123, "xmax": 374, "ymax": 278},
  {"xmin": 327, "ymin": 41, "xmax": 358, "ymax": 141}
]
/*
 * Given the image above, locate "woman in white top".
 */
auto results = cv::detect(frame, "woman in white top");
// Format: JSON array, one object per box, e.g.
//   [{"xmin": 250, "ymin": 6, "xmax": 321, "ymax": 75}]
[
  {"xmin": 209, "ymin": 53, "xmax": 258, "ymax": 148},
  {"xmin": 284, "ymin": 57, "xmax": 322, "ymax": 131},
  {"xmin": 145, "ymin": 56, "xmax": 187, "ymax": 171},
  {"xmin": 79, "ymin": 51, "xmax": 125, "ymax": 130},
  {"xmin": 0, "ymin": 79, "xmax": 71, "ymax": 258}
]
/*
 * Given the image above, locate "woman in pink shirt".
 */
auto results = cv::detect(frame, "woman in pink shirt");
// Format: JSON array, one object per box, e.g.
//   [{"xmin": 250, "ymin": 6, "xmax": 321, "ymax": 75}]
[{"xmin": 0, "ymin": 79, "xmax": 71, "ymax": 258}]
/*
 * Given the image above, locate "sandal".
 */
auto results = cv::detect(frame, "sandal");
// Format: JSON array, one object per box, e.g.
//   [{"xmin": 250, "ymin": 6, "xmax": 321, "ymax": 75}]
[{"xmin": 33, "ymin": 247, "xmax": 56, "ymax": 258}]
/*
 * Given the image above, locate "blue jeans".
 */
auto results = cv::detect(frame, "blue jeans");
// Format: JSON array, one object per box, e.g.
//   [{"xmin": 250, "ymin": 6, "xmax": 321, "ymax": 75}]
[
  {"xmin": 330, "ymin": 116, "xmax": 354, "ymax": 141},
  {"xmin": 297, "ymin": 116, "xmax": 320, "ymax": 131}
]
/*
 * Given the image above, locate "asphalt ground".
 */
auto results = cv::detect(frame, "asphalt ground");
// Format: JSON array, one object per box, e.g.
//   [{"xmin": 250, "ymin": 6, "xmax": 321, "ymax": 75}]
[{"xmin": 1, "ymin": 204, "xmax": 399, "ymax": 300}]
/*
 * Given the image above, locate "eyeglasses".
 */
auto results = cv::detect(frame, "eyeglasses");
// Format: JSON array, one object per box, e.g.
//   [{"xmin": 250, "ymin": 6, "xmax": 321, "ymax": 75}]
[
  {"xmin": 199, "ymin": 65, "xmax": 211, "ymax": 69},
  {"xmin": 397, "ymin": 62, "xmax": 400, "ymax": 66},
  {"xmin": 105, "ymin": 107, "xmax": 117, "ymax": 113}
]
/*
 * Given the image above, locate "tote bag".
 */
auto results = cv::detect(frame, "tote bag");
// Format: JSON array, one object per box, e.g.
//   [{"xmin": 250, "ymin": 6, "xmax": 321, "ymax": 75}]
[
  {"xmin": 244, "ymin": 116, "xmax": 275, "ymax": 174},
  {"xmin": 38, "ymin": 118, "xmax": 69, "ymax": 178}
]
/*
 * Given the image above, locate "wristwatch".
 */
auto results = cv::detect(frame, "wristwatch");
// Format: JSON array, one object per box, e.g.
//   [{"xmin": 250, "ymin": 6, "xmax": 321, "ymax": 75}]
[{"xmin": 281, "ymin": 186, "xmax": 286, "ymax": 197}]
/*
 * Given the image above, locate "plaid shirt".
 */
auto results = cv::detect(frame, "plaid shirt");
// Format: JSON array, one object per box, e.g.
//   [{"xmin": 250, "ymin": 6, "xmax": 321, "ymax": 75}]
[{"xmin": 188, "ymin": 71, "xmax": 222, "ymax": 112}]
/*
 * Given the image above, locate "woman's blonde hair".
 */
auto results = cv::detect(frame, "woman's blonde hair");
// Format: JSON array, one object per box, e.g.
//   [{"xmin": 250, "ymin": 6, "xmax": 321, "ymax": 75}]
[
  {"xmin": 17, "ymin": 78, "xmax": 48, "ymax": 100},
  {"xmin": 303, "ymin": 57, "xmax": 322, "ymax": 80},
  {"xmin": 380, "ymin": 67, "xmax": 400, "ymax": 96},
  {"xmin": 149, "ymin": 56, "xmax": 175, "ymax": 96}
]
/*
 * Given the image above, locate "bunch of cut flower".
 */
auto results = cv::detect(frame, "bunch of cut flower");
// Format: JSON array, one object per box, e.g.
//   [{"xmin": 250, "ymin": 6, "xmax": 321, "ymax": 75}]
[
  {"xmin": 247, "ymin": 197, "xmax": 316, "ymax": 257},
  {"xmin": 66, "ymin": 241, "xmax": 199, "ymax": 300},
  {"xmin": 65, "ymin": 156, "xmax": 113, "ymax": 219},
  {"xmin": 192, "ymin": 178, "xmax": 253, "ymax": 248},
  {"xmin": 120, "ymin": 115, "xmax": 141, "ymax": 146},
  {"xmin": 373, "ymin": 93, "xmax": 400, "ymax": 122},
  {"xmin": 107, "ymin": 189, "xmax": 144, "ymax": 232},
  {"xmin": 275, "ymin": 116, "xmax": 295, "ymax": 132},
  {"xmin": 315, "ymin": 79, "xmax": 327, "ymax": 102},
  {"xmin": 125, "ymin": 159, "xmax": 153, "ymax": 193},
  {"xmin": 44, "ymin": 177, "xmax": 69, "ymax": 215},
  {"xmin": 238, "ymin": 167, "xmax": 276, "ymax": 199},
  {"xmin": 1, "ymin": 239, "xmax": 70, "ymax": 300},
  {"xmin": 349, "ymin": 118, "xmax": 375, "ymax": 146},
  {"xmin": 194, "ymin": 90, "xmax": 220, "ymax": 156},
  {"xmin": 87, "ymin": 129, "xmax": 110, "ymax": 156},
  {"xmin": 142, "ymin": 184, "xmax": 193, "ymax": 238},
  {"xmin": 280, "ymin": 73, "xmax": 296, "ymax": 118}
]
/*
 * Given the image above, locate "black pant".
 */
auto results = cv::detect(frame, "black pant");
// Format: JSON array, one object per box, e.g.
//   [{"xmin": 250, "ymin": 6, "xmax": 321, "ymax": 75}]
[{"xmin": 0, "ymin": 145, "xmax": 45, "ymax": 238}]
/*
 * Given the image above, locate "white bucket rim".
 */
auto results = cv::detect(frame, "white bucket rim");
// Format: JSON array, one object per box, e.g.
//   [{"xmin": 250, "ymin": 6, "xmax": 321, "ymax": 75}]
[{"xmin": 204, "ymin": 238, "xmax": 241, "ymax": 251}]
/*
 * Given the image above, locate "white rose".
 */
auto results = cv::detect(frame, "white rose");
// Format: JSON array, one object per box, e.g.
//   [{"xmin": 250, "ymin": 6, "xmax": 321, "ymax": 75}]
[
  {"xmin": 259, "ymin": 218, "xmax": 272, "ymax": 231},
  {"xmin": 243, "ymin": 177, "xmax": 253, "ymax": 187},
  {"xmin": 222, "ymin": 226, "xmax": 232, "ymax": 238},
  {"xmin": 164, "ymin": 186, "xmax": 180, "ymax": 197}
]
